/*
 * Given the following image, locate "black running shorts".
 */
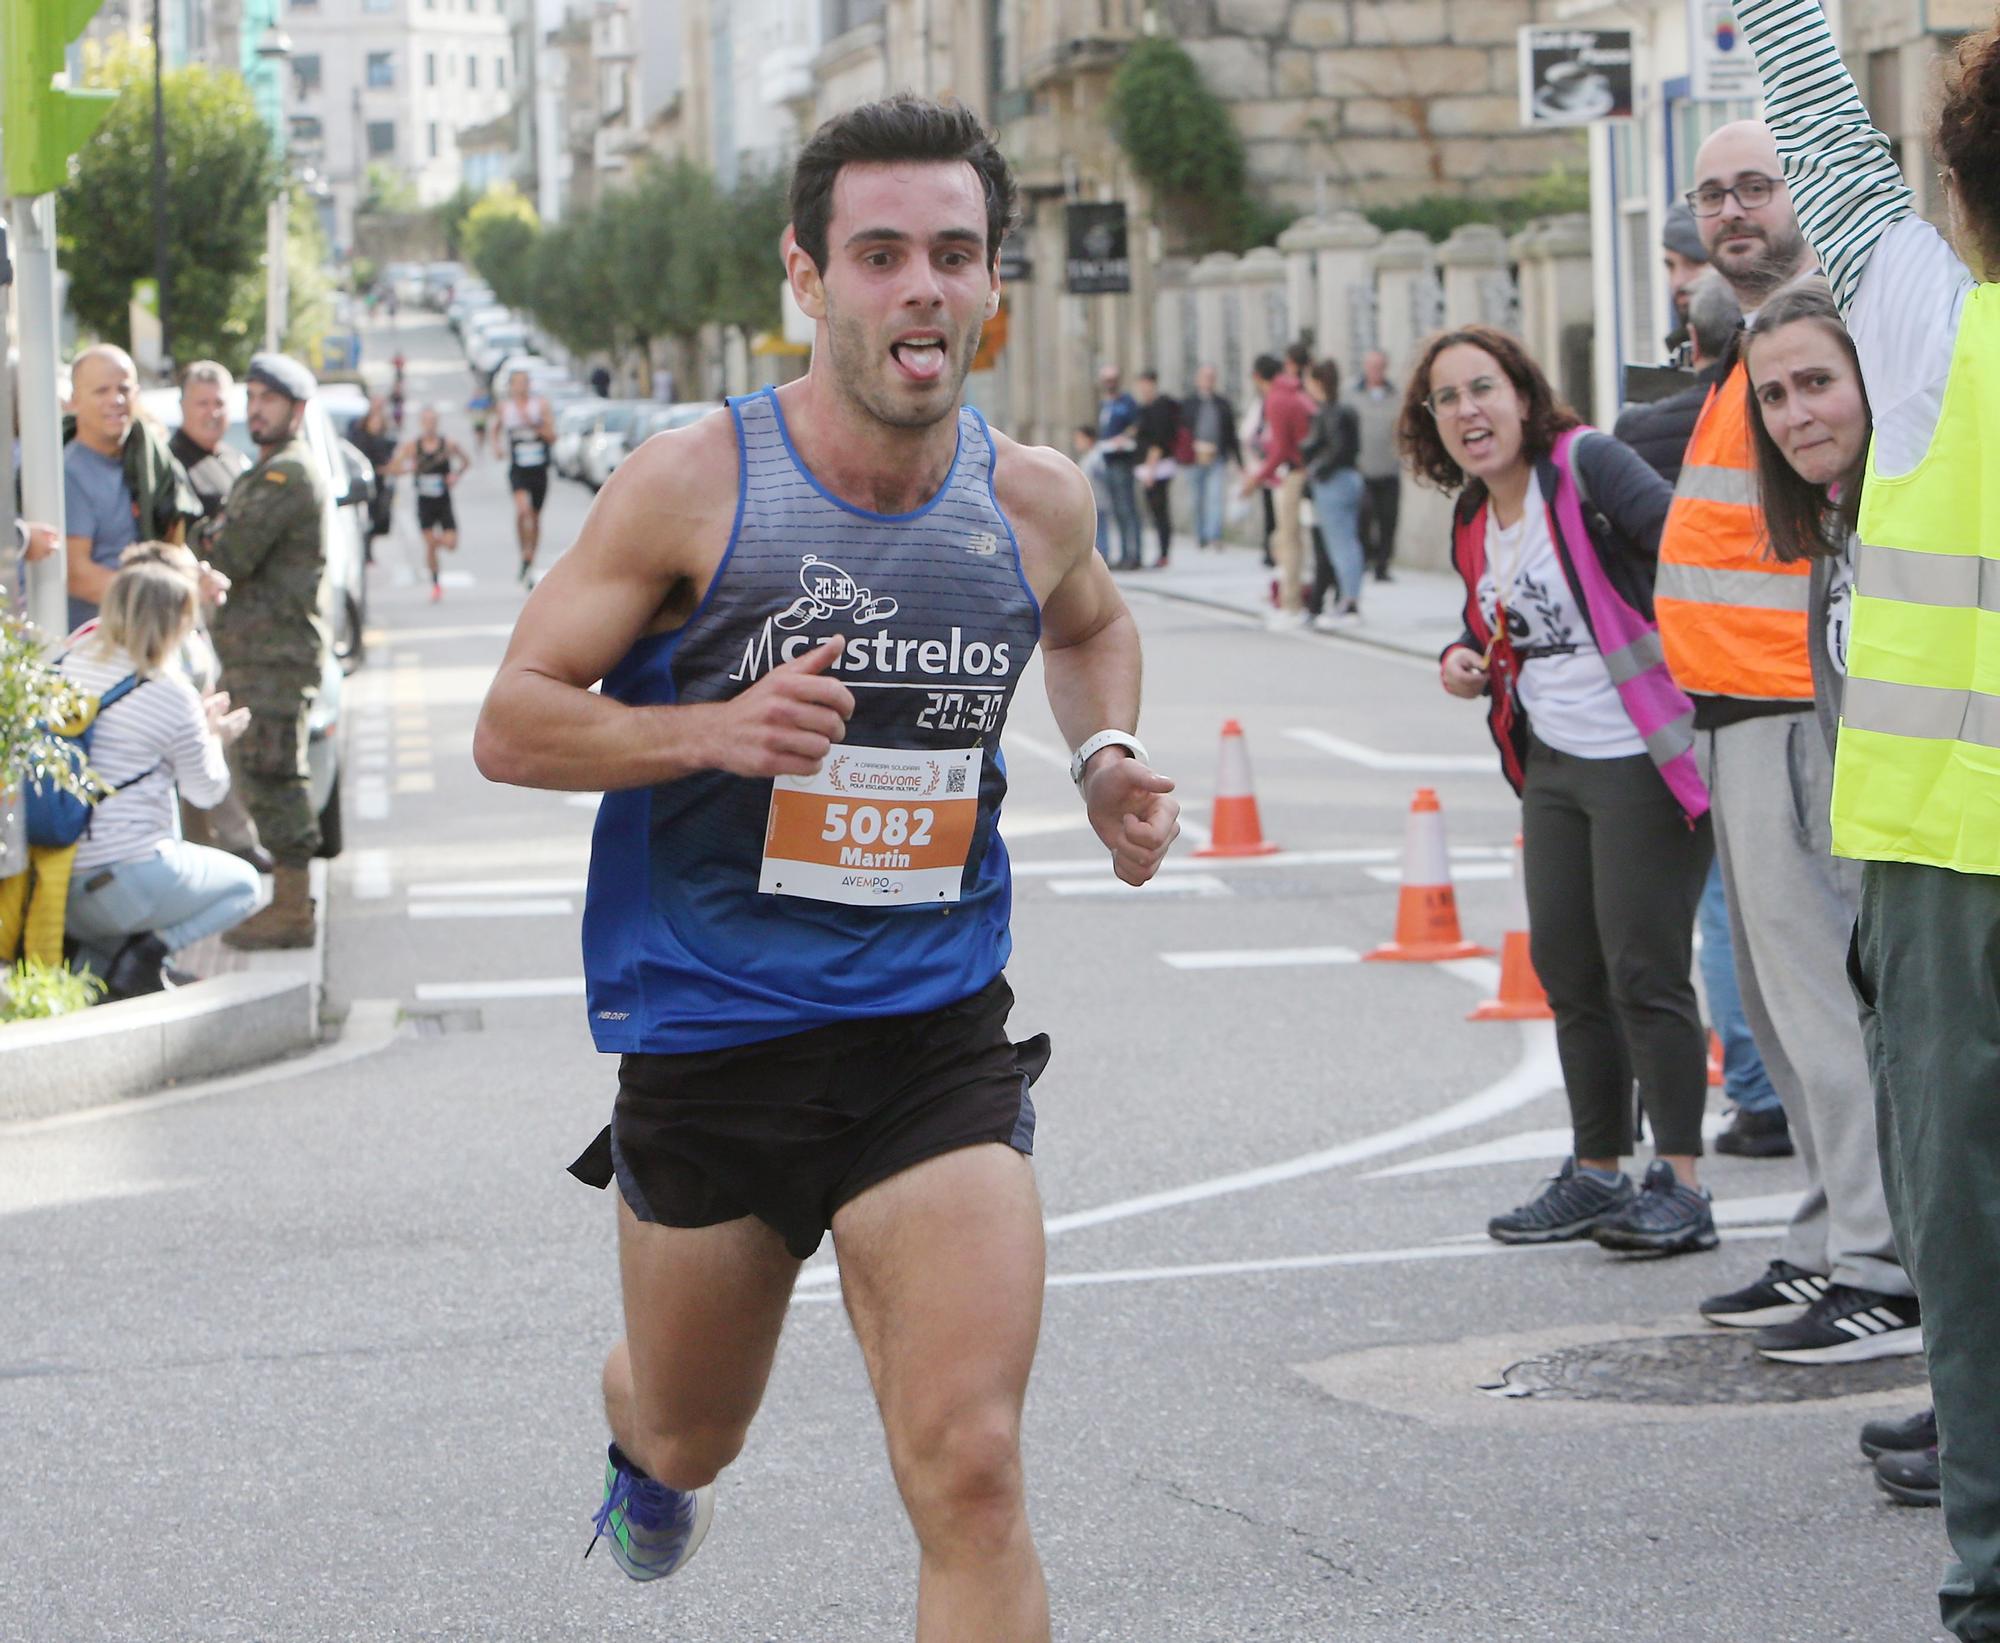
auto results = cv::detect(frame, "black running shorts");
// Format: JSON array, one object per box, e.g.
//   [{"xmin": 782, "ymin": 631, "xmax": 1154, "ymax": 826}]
[
  {"xmin": 416, "ymin": 495, "xmax": 456, "ymax": 533},
  {"xmin": 509, "ymin": 464, "xmax": 549, "ymax": 511},
  {"xmin": 569, "ymin": 976, "xmax": 1049, "ymax": 1259}
]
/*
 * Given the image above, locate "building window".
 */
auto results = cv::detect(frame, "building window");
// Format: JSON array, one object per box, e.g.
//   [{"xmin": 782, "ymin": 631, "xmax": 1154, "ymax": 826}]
[
  {"xmin": 467, "ymin": 55, "xmax": 479, "ymax": 89},
  {"xmin": 496, "ymin": 55, "xmax": 507, "ymax": 89},
  {"xmin": 291, "ymin": 52, "xmax": 321, "ymax": 94},
  {"xmin": 366, "ymin": 51, "xmax": 395, "ymax": 89},
  {"xmin": 289, "ymin": 114, "xmax": 323, "ymax": 150},
  {"xmin": 426, "ymin": 52, "xmax": 436, "ymax": 87},
  {"xmin": 367, "ymin": 120, "xmax": 396, "ymax": 158},
  {"xmin": 428, "ymin": 122, "xmax": 439, "ymax": 159}
]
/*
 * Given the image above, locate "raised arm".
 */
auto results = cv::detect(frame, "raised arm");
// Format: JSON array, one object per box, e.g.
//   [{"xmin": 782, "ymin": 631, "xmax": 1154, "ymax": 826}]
[
  {"xmin": 473, "ymin": 416, "xmax": 855, "ymax": 792},
  {"xmin": 1736, "ymin": 0, "xmax": 1915, "ymax": 312}
]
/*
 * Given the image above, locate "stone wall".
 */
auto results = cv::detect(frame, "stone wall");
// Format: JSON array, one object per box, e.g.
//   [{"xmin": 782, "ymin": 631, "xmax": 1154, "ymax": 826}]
[{"xmin": 1159, "ymin": 0, "xmax": 1586, "ymax": 212}]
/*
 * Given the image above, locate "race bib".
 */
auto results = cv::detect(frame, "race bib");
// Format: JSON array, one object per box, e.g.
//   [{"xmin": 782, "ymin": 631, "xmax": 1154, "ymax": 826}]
[
  {"xmin": 511, "ymin": 439, "xmax": 547, "ymax": 467},
  {"xmin": 759, "ymin": 744, "xmax": 982, "ymax": 906},
  {"xmin": 417, "ymin": 474, "xmax": 447, "ymax": 498}
]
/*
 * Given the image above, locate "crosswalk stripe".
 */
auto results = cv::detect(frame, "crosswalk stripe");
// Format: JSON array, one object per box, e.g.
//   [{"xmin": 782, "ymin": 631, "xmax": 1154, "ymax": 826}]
[{"xmin": 1160, "ymin": 946, "xmax": 1359, "ymax": 970}]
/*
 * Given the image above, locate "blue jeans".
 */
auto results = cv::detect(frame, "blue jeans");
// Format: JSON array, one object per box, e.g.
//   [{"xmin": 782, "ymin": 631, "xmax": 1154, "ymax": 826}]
[
  {"xmin": 1188, "ymin": 460, "xmax": 1226, "ymax": 545},
  {"xmin": 1309, "ymin": 468, "xmax": 1366, "ymax": 608},
  {"xmin": 1101, "ymin": 460, "xmax": 1142, "ymax": 566},
  {"xmin": 1698, "ymin": 857, "xmax": 1782, "ymax": 1113},
  {"xmin": 66, "ymin": 838, "xmax": 264, "ymax": 972}
]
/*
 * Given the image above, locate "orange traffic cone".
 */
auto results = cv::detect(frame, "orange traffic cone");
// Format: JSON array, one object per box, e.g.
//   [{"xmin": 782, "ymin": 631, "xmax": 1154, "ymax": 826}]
[
  {"xmin": 1707, "ymin": 1030, "xmax": 1724, "ymax": 1087},
  {"xmin": 1195, "ymin": 719, "xmax": 1279, "ymax": 858},
  {"xmin": 1469, "ymin": 834, "xmax": 1552, "ymax": 1020},
  {"xmin": 1365, "ymin": 788, "xmax": 1494, "ymax": 962}
]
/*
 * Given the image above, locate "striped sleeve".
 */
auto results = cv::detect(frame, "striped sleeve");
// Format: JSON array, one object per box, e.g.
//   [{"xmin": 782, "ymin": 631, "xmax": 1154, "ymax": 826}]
[{"xmin": 1735, "ymin": 0, "xmax": 1914, "ymax": 314}]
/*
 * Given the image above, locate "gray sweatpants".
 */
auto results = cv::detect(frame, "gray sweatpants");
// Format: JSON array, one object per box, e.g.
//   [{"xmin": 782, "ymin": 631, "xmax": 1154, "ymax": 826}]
[{"xmin": 1700, "ymin": 714, "xmax": 1910, "ymax": 1296}]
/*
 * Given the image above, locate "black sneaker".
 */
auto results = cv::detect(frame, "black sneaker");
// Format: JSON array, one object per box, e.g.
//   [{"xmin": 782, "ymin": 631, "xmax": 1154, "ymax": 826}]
[
  {"xmin": 1590, "ymin": 1159, "xmax": 1719, "ymax": 1257},
  {"xmin": 1700, "ymin": 1260, "xmax": 1830, "ymax": 1329},
  {"xmin": 1753, "ymin": 1284, "xmax": 1922, "ymax": 1364},
  {"xmin": 1874, "ymin": 1445, "xmax": 1941, "ymax": 1508},
  {"xmin": 1714, "ymin": 1104, "xmax": 1795, "ymax": 1158},
  {"xmin": 1860, "ymin": 1406, "xmax": 1937, "ymax": 1461},
  {"xmin": 1487, "ymin": 1159, "xmax": 1635, "ymax": 1245}
]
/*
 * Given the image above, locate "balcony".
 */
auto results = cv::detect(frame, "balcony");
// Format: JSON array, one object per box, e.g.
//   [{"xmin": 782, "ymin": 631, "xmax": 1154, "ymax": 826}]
[{"xmin": 1019, "ymin": 0, "xmax": 1141, "ymax": 91}]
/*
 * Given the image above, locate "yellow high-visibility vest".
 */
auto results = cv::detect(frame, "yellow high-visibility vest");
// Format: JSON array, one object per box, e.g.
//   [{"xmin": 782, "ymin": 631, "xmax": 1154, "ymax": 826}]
[{"xmin": 1832, "ymin": 283, "xmax": 2000, "ymax": 874}]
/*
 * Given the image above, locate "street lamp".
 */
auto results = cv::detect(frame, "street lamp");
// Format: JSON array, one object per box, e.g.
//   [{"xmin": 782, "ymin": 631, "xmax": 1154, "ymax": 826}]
[{"xmin": 257, "ymin": 24, "xmax": 294, "ymax": 353}]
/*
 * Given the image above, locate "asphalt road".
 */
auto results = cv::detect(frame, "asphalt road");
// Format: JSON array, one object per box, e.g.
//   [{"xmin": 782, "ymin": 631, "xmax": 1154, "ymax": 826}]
[{"xmin": 0, "ymin": 318, "xmax": 1950, "ymax": 1643}]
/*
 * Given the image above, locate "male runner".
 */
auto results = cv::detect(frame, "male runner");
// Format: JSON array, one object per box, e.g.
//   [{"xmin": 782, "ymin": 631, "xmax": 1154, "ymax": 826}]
[
  {"xmin": 474, "ymin": 95, "xmax": 1178, "ymax": 1641},
  {"xmin": 492, "ymin": 368, "xmax": 556, "ymax": 586},
  {"xmin": 389, "ymin": 405, "xmax": 470, "ymax": 601}
]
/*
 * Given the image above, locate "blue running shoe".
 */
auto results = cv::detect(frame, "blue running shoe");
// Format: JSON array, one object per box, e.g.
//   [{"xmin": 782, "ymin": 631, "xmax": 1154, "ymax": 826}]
[{"xmin": 586, "ymin": 1444, "xmax": 714, "ymax": 1582}]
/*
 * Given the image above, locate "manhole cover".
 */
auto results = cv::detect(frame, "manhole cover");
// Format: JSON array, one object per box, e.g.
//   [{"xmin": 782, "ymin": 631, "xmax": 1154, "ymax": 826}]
[{"xmin": 1481, "ymin": 1331, "xmax": 1927, "ymax": 1406}]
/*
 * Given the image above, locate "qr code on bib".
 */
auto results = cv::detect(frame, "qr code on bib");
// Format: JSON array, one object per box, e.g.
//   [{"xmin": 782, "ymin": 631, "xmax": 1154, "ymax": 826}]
[{"xmin": 946, "ymin": 765, "xmax": 968, "ymax": 795}]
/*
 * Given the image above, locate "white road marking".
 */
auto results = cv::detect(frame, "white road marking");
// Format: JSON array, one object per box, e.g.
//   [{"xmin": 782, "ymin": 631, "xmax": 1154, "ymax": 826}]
[
  {"xmin": 797, "ymin": 991, "xmax": 1558, "ymax": 1290},
  {"xmin": 408, "ymin": 877, "xmax": 587, "ymax": 899},
  {"xmin": 1011, "ymin": 844, "xmax": 1507, "ymax": 879},
  {"xmin": 414, "ymin": 977, "xmax": 585, "ymax": 1001},
  {"xmin": 1160, "ymin": 945, "xmax": 1360, "ymax": 970},
  {"xmin": 394, "ymin": 772, "xmax": 436, "ymax": 795},
  {"xmin": 406, "ymin": 898, "xmax": 574, "ymax": 919},
  {"xmin": 355, "ymin": 779, "xmax": 391, "ymax": 821},
  {"xmin": 565, "ymin": 794, "xmax": 602, "ymax": 810},
  {"xmin": 1366, "ymin": 861, "xmax": 1511, "ymax": 884},
  {"xmin": 1002, "ymin": 729, "xmax": 1073, "ymax": 771},
  {"xmin": 792, "ymin": 1223, "xmax": 1786, "ymax": 1304},
  {"xmin": 349, "ymin": 848, "xmax": 393, "ymax": 901},
  {"xmin": 1368, "ymin": 1114, "xmax": 1728, "ymax": 1180},
  {"xmin": 1285, "ymin": 726, "xmax": 1492, "ymax": 773},
  {"xmin": 1047, "ymin": 874, "xmax": 1232, "ymax": 897},
  {"xmin": 997, "ymin": 810, "xmax": 1093, "ymax": 841}
]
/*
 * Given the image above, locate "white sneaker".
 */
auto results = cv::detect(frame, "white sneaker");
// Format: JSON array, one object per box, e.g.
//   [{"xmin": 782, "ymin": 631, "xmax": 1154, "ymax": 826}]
[
  {"xmin": 1311, "ymin": 611, "xmax": 1345, "ymax": 633},
  {"xmin": 1265, "ymin": 609, "xmax": 1308, "ymax": 632}
]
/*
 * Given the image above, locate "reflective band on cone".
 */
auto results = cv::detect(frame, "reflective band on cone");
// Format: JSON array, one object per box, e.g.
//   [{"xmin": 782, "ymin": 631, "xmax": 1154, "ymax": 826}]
[
  {"xmin": 1365, "ymin": 787, "xmax": 1493, "ymax": 962},
  {"xmin": 1195, "ymin": 718, "xmax": 1280, "ymax": 858},
  {"xmin": 1469, "ymin": 833, "xmax": 1551, "ymax": 1019}
]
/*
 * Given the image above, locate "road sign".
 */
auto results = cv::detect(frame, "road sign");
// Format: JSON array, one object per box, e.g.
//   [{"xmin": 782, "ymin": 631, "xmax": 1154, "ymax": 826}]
[
  {"xmin": 1690, "ymin": 3, "xmax": 1760, "ymax": 103},
  {"xmin": 1518, "ymin": 28, "xmax": 1636, "ymax": 126},
  {"xmin": 1064, "ymin": 203, "xmax": 1130, "ymax": 296}
]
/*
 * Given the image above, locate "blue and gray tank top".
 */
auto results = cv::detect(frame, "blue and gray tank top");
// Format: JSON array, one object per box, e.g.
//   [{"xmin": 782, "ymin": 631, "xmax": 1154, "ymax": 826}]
[{"xmin": 582, "ymin": 387, "xmax": 1042, "ymax": 1053}]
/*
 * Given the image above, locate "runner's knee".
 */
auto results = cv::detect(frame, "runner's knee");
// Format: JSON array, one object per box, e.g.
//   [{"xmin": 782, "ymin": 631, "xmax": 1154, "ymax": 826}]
[{"xmin": 892, "ymin": 1405, "xmax": 1025, "ymax": 1552}]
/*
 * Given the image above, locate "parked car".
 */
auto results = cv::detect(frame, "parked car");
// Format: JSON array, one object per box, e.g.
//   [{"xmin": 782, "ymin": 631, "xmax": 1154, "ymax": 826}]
[
  {"xmin": 578, "ymin": 401, "xmax": 647, "ymax": 490},
  {"xmin": 470, "ymin": 325, "xmax": 529, "ymax": 379},
  {"xmin": 552, "ymin": 399, "xmax": 606, "ymax": 480},
  {"xmin": 421, "ymin": 262, "xmax": 464, "ymax": 308},
  {"xmin": 447, "ymin": 288, "xmax": 495, "ymax": 334},
  {"xmin": 140, "ymin": 386, "xmax": 376, "ymax": 672}
]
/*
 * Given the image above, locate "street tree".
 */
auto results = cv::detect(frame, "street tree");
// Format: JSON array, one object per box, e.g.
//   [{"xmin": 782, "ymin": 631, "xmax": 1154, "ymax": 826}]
[
  {"xmin": 531, "ymin": 205, "xmax": 622, "ymax": 374},
  {"xmin": 59, "ymin": 40, "xmax": 281, "ymax": 371},
  {"xmin": 461, "ymin": 185, "xmax": 541, "ymax": 310}
]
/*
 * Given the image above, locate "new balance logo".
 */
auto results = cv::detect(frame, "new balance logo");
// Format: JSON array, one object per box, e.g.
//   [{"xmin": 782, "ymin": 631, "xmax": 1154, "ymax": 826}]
[{"xmin": 966, "ymin": 532, "xmax": 1000, "ymax": 557}]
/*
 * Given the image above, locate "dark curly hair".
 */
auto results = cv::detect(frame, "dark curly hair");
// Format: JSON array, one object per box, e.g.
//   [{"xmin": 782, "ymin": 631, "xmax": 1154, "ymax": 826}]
[
  {"xmin": 789, "ymin": 96, "xmax": 1019, "ymax": 276},
  {"xmin": 1396, "ymin": 325, "xmax": 1581, "ymax": 496},
  {"xmin": 1936, "ymin": 21, "xmax": 2000, "ymax": 274}
]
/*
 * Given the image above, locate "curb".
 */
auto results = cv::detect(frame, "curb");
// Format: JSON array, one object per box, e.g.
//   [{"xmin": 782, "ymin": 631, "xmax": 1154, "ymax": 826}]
[
  {"xmin": 0, "ymin": 859, "xmax": 331, "ymax": 1124},
  {"xmin": 1130, "ymin": 579, "xmax": 1448, "ymax": 662},
  {"xmin": 0, "ymin": 971, "xmax": 316, "ymax": 1123}
]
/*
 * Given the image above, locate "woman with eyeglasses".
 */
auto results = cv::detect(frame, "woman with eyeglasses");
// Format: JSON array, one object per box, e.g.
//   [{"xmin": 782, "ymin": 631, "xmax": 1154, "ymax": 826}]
[
  {"xmin": 1736, "ymin": 0, "xmax": 2000, "ymax": 1625},
  {"xmin": 1404, "ymin": 325, "xmax": 1715, "ymax": 1258}
]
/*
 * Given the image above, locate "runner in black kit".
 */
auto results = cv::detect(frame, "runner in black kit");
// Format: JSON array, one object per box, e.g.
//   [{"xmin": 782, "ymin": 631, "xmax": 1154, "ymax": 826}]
[
  {"xmin": 474, "ymin": 97, "xmax": 1179, "ymax": 1640},
  {"xmin": 493, "ymin": 369, "xmax": 556, "ymax": 587},
  {"xmin": 388, "ymin": 405, "xmax": 470, "ymax": 601}
]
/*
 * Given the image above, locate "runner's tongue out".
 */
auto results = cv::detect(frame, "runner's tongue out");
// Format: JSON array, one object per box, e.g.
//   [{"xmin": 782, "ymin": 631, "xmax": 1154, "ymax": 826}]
[{"xmin": 892, "ymin": 340, "xmax": 947, "ymax": 383}]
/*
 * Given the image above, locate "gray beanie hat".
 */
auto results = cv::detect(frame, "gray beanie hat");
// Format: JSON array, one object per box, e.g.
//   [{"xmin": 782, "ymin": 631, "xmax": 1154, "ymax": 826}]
[{"xmin": 1661, "ymin": 203, "xmax": 1709, "ymax": 264}]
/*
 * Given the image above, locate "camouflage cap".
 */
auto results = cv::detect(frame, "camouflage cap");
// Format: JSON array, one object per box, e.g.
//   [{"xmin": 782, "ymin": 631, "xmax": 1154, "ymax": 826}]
[{"xmin": 245, "ymin": 352, "xmax": 318, "ymax": 403}]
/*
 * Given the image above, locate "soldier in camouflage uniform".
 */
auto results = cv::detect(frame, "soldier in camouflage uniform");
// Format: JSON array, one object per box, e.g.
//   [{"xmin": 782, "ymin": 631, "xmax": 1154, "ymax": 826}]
[{"xmin": 207, "ymin": 354, "xmax": 331, "ymax": 949}]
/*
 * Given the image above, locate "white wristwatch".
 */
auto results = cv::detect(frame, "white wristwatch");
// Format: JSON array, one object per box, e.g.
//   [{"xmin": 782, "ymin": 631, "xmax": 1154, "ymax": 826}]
[{"xmin": 1069, "ymin": 730, "xmax": 1149, "ymax": 787}]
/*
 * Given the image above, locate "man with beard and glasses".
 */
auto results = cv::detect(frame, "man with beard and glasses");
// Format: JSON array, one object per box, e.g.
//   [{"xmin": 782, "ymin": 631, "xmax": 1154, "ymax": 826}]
[
  {"xmin": 205, "ymin": 354, "xmax": 332, "ymax": 949},
  {"xmin": 1654, "ymin": 123, "xmax": 1918, "ymax": 1367},
  {"xmin": 474, "ymin": 96, "xmax": 1179, "ymax": 1640}
]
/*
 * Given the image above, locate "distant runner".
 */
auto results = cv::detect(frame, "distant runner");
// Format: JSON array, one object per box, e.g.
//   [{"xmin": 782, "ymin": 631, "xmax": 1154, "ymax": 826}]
[
  {"xmin": 388, "ymin": 406, "xmax": 471, "ymax": 602},
  {"xmin": 493, "ymin": 369, "xmax": 556, "ymax": 588}
]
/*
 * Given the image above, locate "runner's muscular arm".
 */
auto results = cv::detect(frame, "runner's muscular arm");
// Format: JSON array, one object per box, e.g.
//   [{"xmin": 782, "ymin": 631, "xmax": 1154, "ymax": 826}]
[
  {"xmin": 1003, "ymin": 441, "xmax": 1180, "ymax": 885},
  {"xmin": 473, "ymin": 419, "xmax": 855, "ymax": 793}
]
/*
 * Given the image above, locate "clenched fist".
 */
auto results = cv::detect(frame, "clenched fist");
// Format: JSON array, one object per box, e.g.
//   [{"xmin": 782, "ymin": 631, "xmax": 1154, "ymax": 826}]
[
  {"xmin": 1083, "ymin": 750, "xmax": 1181, "ymax": 887},
  {"xmin": 710, "ymin": 635, "xmax": 856, "ymax": 778}
]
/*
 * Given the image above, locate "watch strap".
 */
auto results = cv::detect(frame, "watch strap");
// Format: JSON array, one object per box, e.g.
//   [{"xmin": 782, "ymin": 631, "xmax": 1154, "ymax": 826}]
[{"xmin": 1069, "ymin": 729, "xmax": 1149, "ymax": 786}]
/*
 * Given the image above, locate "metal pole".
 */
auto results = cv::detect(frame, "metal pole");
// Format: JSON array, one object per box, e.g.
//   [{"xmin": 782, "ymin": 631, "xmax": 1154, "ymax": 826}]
[
  {"xmin": 1, "ymin": 212, "xmax": 17, "ymax": 617},
  {"xmin": 14, "ymin": 195, "xmax": 69, "ymax": 642},
  {"xmin": 152, "ymin": 0, "xmax": 174, "ymax": 370}
]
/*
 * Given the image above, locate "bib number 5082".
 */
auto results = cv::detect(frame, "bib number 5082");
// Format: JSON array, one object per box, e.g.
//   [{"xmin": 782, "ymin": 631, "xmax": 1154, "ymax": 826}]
[{"xmin": 820, "ymin": 803, "xmax": 934, "ymax": 848}]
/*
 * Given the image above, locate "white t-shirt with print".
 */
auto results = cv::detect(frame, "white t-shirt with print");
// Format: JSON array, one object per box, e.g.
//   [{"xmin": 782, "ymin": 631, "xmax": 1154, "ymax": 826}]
[{"xmin": 1477, "ymin": 484, "xmax": 1647, "ymax": 760}]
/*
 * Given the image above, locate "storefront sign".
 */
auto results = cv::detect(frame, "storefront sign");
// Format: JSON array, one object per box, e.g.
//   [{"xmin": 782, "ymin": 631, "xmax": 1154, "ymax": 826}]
[
  {"xmin": 997, "ymin": 240, "xmax": 1033, "ymax": 283},
  {"xmin": 1691, "ymin": 3, "xmax": 1760, "ymax": 102},
  {"xmin": 1518, "ymin": 28, "xmax": 1635, "ymax": 126},
  {"xmin": 1064, "ymin": 203, "xmax": 1130, "ymax": 295}
]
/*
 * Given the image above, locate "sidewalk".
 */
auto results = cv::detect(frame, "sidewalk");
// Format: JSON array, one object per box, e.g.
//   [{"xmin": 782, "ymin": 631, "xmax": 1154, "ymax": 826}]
[
  {"xmin": 0, "ymin": 861, "xmax": 330, "ymax": 1123},
  {"xmin": 1127, "ymin": 536, "xmax": 1464, "ymax": 661}
]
